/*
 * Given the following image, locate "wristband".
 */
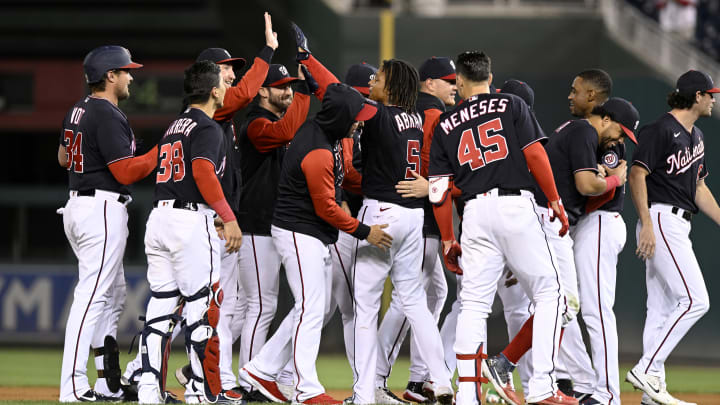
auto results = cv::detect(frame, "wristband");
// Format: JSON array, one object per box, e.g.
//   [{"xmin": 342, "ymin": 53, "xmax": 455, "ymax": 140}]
[{"xmin": 604, "ymin": 175, "xmax": 620, "ymax": 193}]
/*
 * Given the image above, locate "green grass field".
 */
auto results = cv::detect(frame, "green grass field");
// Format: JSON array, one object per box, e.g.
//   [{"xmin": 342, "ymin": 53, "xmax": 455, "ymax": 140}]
[{"xmin": 1, "ymin": 347, "xmax": 719, "ymax": 403}]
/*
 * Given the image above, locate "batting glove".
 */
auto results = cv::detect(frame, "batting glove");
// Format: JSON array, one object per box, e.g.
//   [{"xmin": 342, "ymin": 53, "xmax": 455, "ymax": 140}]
[
  {"xmin": 290, "ymin": 21, "xmax": 311, "ymax": 61},
  {"xmin": 443, "ymin": 240, "xmax": 463, "ymax": 275},
  {"xmin": 548, "ymin": 199, "xmax": 569, "ymax": 237}
]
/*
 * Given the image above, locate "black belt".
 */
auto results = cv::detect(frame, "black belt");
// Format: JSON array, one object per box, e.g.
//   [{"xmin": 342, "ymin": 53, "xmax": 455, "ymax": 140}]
[
  {"xmin": 649, "ymin": 202, "xmax": 692, "ymax": 221},
  {"xmin": 671, "ymin": 206, "xmax": 692, "ymax": 221},
  {"xmin": 153, "ymin": 200, "xmax": 200, "ymax": 211},
  {"xmin": 77, "ymin": 189, "xmax": 130, "ymax": 204},
  {"xmin": 497, "ymin": 188, "xmax": 523, "ymax": 196}
]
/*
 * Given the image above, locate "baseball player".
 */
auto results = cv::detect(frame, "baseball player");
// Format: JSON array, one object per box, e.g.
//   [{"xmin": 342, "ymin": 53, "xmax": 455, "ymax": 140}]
[
  {"xmin": 288, "ymin": 23, "xmax": 455, "ymax": 404},
  {"xmin": 200, "ymin": 13, "xmax": 279, "ymax": 395},
  {"xmin": 565, "ymin": 69, "xmax": 626, "ymax": 405},
  {"xmin": 627, "ymin": 70, "xmax": 720, "ymax": 405},
  {"xmin": 241, "ymin": 83, "xmax": 391, "ymax": 405},
  {"xmin": 234, "ymin": 60, "xmax": 315, "ymax": 392},
  {"xmin": 375, "ymin": 56, "xmax": 457, "ymax": 403},
  {"xmin": 136, "ymin": 60, "xmax": 242, "ymax": 404},
  {"xmin": 482, "ymin": 97, "xmax": 639, "ymax": 405},
  {"xmin": 429, "ymin": 50, "xmax": 571, "ymax": 405},
  {"xmin": 58, "ymin": 45, "xmax": 153, "ymax": 403}
]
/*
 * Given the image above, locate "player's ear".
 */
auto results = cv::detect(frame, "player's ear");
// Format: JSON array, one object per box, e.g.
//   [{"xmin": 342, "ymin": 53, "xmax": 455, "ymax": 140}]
[
  {"xmin": 258, "ymin": 87, "xmax": 270, "ymax": 99},
  {"xmin": 487, "ymin": 72, "xmax": 493, "ymax": 86}
]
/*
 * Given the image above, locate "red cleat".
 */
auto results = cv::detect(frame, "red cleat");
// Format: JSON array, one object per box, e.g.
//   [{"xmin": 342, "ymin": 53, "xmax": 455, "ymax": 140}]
[
  {"xmin": 301, "ymin": 393, "xmax": 343, "ymax": 404},
  {"xmin": 239, "ymin": 368, "xmax": 288, "ymax": 403},
  {"xmin": 528, "ymin": 390, "xmax": 580, "ymax": 405}
]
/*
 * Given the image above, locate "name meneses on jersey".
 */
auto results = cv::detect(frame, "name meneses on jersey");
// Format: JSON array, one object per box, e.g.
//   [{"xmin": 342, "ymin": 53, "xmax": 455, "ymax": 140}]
[
  {"xmin": 394, "ymin": 111, "xmax": 423, "ymax": 132},
  {"xmin": 439, "ymin": 98, "xmax": 509, "ymax": 135},
  {"xmin": 164, "ymin": 117, "xmax": 198, "ymax": 138},
  {"xmin": 667, "ymin": 140, "xmax": 704, "ymax": 175}
]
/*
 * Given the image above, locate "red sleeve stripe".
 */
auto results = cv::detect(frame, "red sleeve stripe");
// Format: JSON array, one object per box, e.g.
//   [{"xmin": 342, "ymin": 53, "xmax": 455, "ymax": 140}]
[{"xmin": 107, "ymin": 155, "xmax": 133, "ymax": 165}]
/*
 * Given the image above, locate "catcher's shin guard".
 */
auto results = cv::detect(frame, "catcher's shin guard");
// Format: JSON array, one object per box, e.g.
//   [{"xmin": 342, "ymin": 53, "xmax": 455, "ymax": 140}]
[
  {"xmin": 184, "ymin": 282, "xmax": 224, "ymax": 402},
  {"xmin": 456, "ymin": 344, "xmax": 488, "ymax": 405},
  {"xmin": 140, "ymin": 290, "xmax": 184, "ymax": 394}
]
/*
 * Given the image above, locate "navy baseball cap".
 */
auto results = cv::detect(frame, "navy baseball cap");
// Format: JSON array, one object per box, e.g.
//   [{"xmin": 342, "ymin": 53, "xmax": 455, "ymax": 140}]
[
  {"xmin": 263, "ymin": 64, "xmax": 300, "ymax": 87},
  {"xmin": 676, "ymin": 70, "xmax": 720, "ymax": 94},
  {"xmin": 355, "ymin": 98, "xmax": 378, "ymax": 121},
  {"xmin": 419, "ymin": 57, "xmax": 456, "ymax": 82},
  {"xmin": 83, "ymin": 45, "xmax": 142, "ymax": 84},
  {"xmin": 601, "ymin": 97, "xmax": 640, "ymax": 144},
  {"xmin": 344, "ymin": 62, "xmax": 377, "ymax": 96},
  {"xmin": 498, "ymin": 79, "xmax": 535, "ymax": 109},
  {"xmin": 196, "ymin": 48, "xmax": 246, "ymax": 69}
]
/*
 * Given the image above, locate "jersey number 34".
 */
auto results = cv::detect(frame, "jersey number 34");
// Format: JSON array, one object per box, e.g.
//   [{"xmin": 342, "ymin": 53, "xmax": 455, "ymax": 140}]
[
  {"xmin": 457, "ymin": 118, "xmax": 508, "ymax": 170},
  {"xmin": 156, "ymin": 141, "xmax": 186, "ymax": 183}
]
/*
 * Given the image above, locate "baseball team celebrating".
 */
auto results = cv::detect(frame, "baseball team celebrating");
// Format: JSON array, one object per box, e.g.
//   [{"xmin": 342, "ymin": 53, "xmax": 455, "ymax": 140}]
[{"xmin": 56, "ymin": 11, "xmax": 720, "ymax": 405}]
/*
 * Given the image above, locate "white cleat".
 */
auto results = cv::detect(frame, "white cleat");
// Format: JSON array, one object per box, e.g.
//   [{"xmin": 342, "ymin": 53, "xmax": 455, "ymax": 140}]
[
  {"xmin": 626, "ymin": 367, "xmax": 678, "ymax": 405},
  {"xmin": 375, "ymin": 387, "xmax": 410, "ymax": 404}
]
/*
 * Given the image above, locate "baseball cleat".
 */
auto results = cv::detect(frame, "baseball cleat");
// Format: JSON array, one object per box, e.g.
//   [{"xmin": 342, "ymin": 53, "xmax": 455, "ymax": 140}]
[
  {"xmin": 433, "ymin": 386, "xmax": 454, "ymax": 405},
  {"xmin": 578, "ymin": 396, "xmax": 602, "ymax": 405},
  {"xmin": 481, "ymin": 355, "xmax": 521, "ymax": 405},
  {"xmin": 421, "ymin": 381, "xmax": 436, "ymax": 402},
  {"xmin": 375, "ymin": 387, "xmax": 410, "ymax": 404},
  {"xmin": 556, "ymin": 379, "xmax": 574, "ymax": 397},
  {"xmin": 215, "ymin": 389, "xmax": 245, "ymax": 404},
  {"xmin": 175, "ymin": 363, "xmax": 192, "ymax": 387},
  {"xmin": 162, "ymin": 391, "xmax": 182, "ymax": 404},
  {"xmin": 403, "ymin": 382, "xmax": 431, "ymax": 403},
  {"xmin": 244, "ymin": 389, "xmax": 274, "ymax": 403},
  {"xmin": 527, "ymin": 390, "xmax": 579, "ymax": 405},
  {"xmin": 239, "ymin": 367, "xmax": 288, "ymax": 403},
  {"xmin": 484, "ymin": 385, "xmax": 507, "ymax": 404},
  {"xmin": 299, "ymin": 393, "xmax": 343, "ymax": 404},
  {"xmin": 277, "ymin": 383, "xmax": 295, "ymax": 401},
  {"xmin": 626, "ymin": 367, "xmax": 678, "ymax": 405}
]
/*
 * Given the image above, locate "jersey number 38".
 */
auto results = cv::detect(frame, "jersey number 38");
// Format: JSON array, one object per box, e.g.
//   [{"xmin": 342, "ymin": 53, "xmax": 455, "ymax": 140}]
[
  {"xmin": 156, "ymin": 141, "xmax": 186, "ymax": 183},
  {"xmin": 457, "ymin": 118, "xmax": 508, "ymax": 170}
]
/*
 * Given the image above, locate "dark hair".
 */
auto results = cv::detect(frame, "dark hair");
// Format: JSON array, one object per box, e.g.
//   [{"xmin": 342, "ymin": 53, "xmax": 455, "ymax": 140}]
[
  {"xmin": 88, "ymin": 72, "xmax": 109, "ymax": 93},
  {"xmin": 455, "ymin": 51, "xmax": 491, "ymax": 83},
  {"xmin": 577, "ymin": 69, "xmax": 613, "ymax": 102},
  {"xmin": 667, "ymin": 90, "xmax": 698, "ymax": 109},
  {"xmin": 382, "ymin": 59, "xmax": 419, "ymax": 113},
  {"xmin": 590, "ymin": 104, "xmax": 615, "ymax": 121},
  {"xmin": 184, "ymin": 60, "xmax": 221, "ymax": 105}
]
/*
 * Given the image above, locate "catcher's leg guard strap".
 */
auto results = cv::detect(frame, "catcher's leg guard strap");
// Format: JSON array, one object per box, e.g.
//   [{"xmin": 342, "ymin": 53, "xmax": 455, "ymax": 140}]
[
  {"xmin": 140, "ymin": 292, "xmax": 184, "ymax": 393},
  {"xmin": 103, "ymin": 335, "xmax": 122, "ymax": 392},
  {"xmin": 185, "ymin": 298, "xmax": 222, "ymax": 401}
]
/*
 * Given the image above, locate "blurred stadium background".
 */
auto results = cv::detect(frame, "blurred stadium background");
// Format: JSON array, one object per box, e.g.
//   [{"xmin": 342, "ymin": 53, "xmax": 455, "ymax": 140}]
[{"xmin": 1, "ymin": 0, "xmax": 720, "ymax": 375}]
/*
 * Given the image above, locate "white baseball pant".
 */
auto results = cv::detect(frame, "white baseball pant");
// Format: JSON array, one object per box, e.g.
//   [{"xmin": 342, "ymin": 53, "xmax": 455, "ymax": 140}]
[
  {"xmin": 572, "ymin": 210, "xmax": 626, "ymax": 404},
  {"xmin": 352, "ymin": 199, "xmax": 451, "ymax": 404},
  {"xmin": 376, "ymin": 235, "xmax": 448, "ymax": 385},
  {"xmin": 218, "ymin": 250, "xmax": 246, "ymax": 390},
  {"xmin": 59, "ymin": 191, "xmax": 130, "ymax": 402},
  {"xmin": 634, "ymin": 204, "xmax": 709, "ymax": 376}
]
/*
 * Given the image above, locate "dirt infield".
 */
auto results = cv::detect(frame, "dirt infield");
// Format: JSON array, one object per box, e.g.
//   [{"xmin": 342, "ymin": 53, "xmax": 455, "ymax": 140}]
[{"xmin": 3, "ymin": 387, "xmax": 720, "ymax": 404}]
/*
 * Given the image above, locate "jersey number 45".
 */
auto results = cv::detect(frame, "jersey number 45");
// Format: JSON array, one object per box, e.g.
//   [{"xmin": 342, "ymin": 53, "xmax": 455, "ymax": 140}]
[
  {"xmin": 156, "ymin": 141, "xmax": 186, "ymax": 183},
  {"xmin": 457, "ymin": 118, "xmax": 508, "ymax": 170}
]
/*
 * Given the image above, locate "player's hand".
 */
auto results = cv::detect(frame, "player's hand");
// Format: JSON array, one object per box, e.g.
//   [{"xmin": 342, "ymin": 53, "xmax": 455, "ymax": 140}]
[
  {"xmin": 597, "ymin": 163, "xmax": 607, "ymax": 177},
  {"xmin": 367, "ymin": 224, "xmax": 392, "ymax": 250},
  {"xmin": 442, "ymin": 240, "xmax": 462, "ymax": 275},
  {"xmin": 636, "ymin": 222, "xmax": 656, "ymax": 260},
  {"xmin": 395, "ymin": 171, "xmax": 429, "ymax": 198},
  {"xmin": 340, "ymin": 201, "xmax": 352, "ymax": 216},
  {"xmin": 548, "ymin": 199, "xmax": 569, "ymax": 237},
  {"xmin": 264, "ymin": 12, "xmax": 279, "ymax": 50},
  {"xmin": 504, "ymin": 270, "xmax": 518, "ymax": 288},
  {"xmin": 223, "ymin": 220, "xmax": 243, "ymax": 253},
  {"xmin": 605, "ymin": 159, "xmax": 627, "ymax": 185},
  {"xmin": 214, "ymin": 217, "xmax": 225, "ymax": 240}
]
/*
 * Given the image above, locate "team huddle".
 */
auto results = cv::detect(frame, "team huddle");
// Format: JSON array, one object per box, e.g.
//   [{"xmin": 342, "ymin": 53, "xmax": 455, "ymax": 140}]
[{"xmin": 56, "ymin": 12, "xmax": 720, "ymax": 405}]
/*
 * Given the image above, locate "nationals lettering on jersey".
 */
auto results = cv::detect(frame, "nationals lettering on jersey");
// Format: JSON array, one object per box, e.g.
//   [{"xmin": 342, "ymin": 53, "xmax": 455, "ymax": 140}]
[
  {"xmin": 154, "ymin": 108, "xmax": 226, "ymax": 204},
  {"xmin": 428, "ymin": 93, "xmax": 545, "ymax": 201},
  {"xmin": 633, "ymin": 113, "xmax": 708, "ymax": 213},
  {"xmin": 60, "ymin": 96, "xmax": 137, "ymax": 195},
  {"xmin": 360, "ymin": 105, "xmax": 424, "ymax": 208},
  {"xmin": 534, "ymin": 119, "xmax": 599, "ymax": 224}
]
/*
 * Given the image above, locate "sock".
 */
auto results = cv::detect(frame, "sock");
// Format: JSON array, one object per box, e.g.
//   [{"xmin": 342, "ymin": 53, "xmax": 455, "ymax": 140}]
[{"xmin": 501, "ymin": 315, "xmax": 534, "ymax": 364}]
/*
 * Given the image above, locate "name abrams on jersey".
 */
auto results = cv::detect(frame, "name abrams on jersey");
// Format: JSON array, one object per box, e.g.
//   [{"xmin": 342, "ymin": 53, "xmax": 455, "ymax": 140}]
[
  {"xmin": 153, "ymin": 108, "xmax": 226, "ymax": 204},
  {"xmin": 60, "ymin": 96, "xmax": 137, "ymax": 195},
  {"xmin": 394, "ymin": 111, "xmax": 423, "ymax": 132}
]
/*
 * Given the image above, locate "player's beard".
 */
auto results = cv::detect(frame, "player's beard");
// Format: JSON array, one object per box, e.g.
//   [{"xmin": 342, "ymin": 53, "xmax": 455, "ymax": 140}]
[
  {"xmin": 269, "ymin": 91, "xmax": 292, "ymax": 111},
  {"xmin": 117, "ymin": 85, "xmax": 130, "ymax": 101}
]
